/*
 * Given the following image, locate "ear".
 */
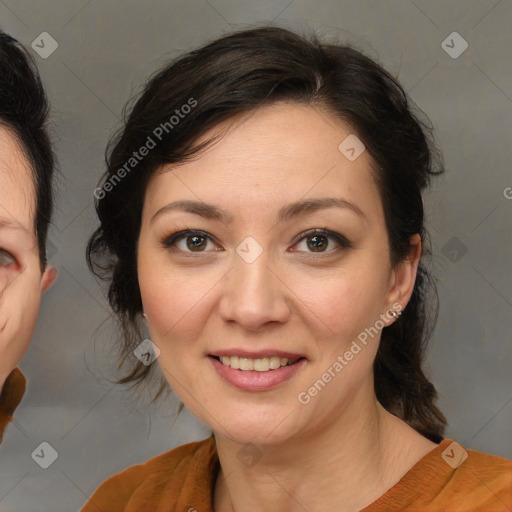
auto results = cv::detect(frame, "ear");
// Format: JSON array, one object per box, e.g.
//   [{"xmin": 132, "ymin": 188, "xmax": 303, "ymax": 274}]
[
  {"xmin": 41, "ymin": 265, "xmax": 58, "ymax": 292},
  {"xmin": 384, "ymin": 233, "xmax": 422, "ymax": 315}
]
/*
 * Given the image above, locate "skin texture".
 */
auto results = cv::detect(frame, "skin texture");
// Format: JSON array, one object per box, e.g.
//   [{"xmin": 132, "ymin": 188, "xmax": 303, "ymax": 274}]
[
  {"xmin": 137, "ymin": 103, "xmax": 437, "ymax": 511},
  {"xmin": 0, "ymin": 126, "xmax": 57, "ymax": 393}
]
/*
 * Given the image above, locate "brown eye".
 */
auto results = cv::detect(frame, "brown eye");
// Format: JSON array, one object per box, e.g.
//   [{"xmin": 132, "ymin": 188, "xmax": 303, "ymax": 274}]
[
  {"xmin": 306, "ymin": 234, "xmax": 329, "ymax": 252},
  {"xmin": 186, "ymin": 235, "xmax": 208, "ymax": 251},
  {"xmin": 293, "ymin": 228, "xmax": 353, "ymax": 255},
  {"xmin": 162, "ymin": 229, "xmax": 218, "ymax": 254}
]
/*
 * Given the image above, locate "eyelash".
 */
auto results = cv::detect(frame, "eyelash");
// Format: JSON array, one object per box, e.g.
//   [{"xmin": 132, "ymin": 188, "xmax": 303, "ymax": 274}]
[{"xmin": 161, "ymin": 228, "xmax": 352, "ymax": 257}]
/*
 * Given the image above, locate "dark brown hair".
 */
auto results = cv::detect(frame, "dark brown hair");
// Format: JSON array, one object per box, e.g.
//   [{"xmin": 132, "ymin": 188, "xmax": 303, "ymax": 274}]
[
  {"xmin": 87, "ymin": 25, "xmax": 446, "ymax": 442},
  {"xmin": 0, "ymin": 30, "xmax": 55, "ymax": 268}
]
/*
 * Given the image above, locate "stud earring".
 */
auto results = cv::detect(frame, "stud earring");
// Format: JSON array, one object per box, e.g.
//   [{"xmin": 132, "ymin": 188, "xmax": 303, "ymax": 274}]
[{"xmin": 389, "ymin": 309, "xmax": 402, "ymax": 319}]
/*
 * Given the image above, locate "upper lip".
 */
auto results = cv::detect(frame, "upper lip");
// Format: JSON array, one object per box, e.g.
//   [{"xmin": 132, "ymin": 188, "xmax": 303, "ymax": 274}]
[{"xmin": 210, "ymin": 349, "xmax": 306, "ymax": 360}]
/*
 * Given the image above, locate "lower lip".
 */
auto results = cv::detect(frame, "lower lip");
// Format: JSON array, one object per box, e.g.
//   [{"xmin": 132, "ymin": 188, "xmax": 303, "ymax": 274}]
[{"xmin": 209, "ymin": 356, "xmax": 306, "ymax": 391}]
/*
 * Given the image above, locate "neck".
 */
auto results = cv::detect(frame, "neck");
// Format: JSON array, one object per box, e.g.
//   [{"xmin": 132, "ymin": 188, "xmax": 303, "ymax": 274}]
[{"xmin": 213, "ymin": 388, "xmax": 437, "ymax": 512}]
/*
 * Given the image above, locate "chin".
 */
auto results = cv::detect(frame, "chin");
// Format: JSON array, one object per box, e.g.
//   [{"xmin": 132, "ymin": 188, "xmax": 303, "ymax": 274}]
[{"xmin": 207, "ymin": 407, "xmax": 304, "ymax": 447}]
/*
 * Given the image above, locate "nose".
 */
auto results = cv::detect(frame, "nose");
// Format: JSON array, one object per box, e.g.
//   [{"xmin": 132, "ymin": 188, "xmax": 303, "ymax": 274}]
[{"xmin": 218, "ymin": 248, "xmax": 291, "ymax": 331}]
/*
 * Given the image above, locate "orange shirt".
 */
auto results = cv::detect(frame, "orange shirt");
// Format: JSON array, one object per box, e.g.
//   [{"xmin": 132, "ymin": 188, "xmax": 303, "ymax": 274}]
[
  {"xmin": 82, "ymin": 436, "xmax": 512, "ymax": 512},
  {"xmin": 0, "ymin": 367, "xmax": 25, "ymax": 444}
]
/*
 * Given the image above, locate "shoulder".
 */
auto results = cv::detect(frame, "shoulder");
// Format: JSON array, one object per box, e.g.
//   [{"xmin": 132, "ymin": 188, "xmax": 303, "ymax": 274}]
[
  {"xmin": 80, "ymin": 435, "xmax": 218, "ymax": 512},
  {"xmin": 366, "ymin": 439, "xmax": 512, "ymax": 512},
  {"xmin": 456, "ymin": 444, "xmax": 512, "ymax": 508},
  {"xmin": 422, "ymin": 440, "xmax": 512, "ymax": 511}
]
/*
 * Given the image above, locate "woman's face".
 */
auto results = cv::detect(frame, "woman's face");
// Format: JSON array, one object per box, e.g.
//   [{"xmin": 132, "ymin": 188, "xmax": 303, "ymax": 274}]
[
  {"xmin": 138, "ymin": 103, "xmax": 419, "ymax": 445},
  {"xmin": 0, "ymin": 126, "xmax": 56, "ymax": 388}
]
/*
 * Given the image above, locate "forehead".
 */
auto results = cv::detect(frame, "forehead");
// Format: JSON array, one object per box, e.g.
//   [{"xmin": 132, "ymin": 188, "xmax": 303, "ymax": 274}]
[
  {"xmin": 146, "ymin": 102, "xmax": 382, "ymax": 221},
  {"xmin": 0, "ymin": 125, "xmax": 36, "ymax": 236}
]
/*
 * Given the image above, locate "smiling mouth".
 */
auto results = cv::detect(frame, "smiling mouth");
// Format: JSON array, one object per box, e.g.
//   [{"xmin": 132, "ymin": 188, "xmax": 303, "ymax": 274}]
[{"xmin": 211, "ymin": 355, "xmax": 304, "ymax": 372}]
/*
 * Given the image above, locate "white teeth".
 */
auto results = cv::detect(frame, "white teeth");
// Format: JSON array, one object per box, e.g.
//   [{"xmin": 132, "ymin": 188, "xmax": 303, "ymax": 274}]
[
  {"xmin": 239, "ymin": 358, "xmax": 254, "ymax": 371},
  {"xmin": 217, "ymin": 355, "xmax": 299, "ymax": 371},
  {"xmin": 269, "ymin": 356, "xmax": 282, "ymax": 369},
  {"xmin": 253, "ymin": 358, "xmax": 269, "ymax": 372}
]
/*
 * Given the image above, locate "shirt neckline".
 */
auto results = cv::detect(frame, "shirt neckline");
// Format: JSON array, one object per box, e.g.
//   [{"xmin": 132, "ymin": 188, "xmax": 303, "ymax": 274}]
[
  {"xmin": 361, "ymin": 438, "xmax": 456, "ymax": 510},
  {"xmin": 206, "ymin": 436, "xmax": 456, "ymax": 511}
]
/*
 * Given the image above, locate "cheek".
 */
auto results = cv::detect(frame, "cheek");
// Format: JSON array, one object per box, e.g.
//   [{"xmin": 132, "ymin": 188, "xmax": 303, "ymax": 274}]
[
  {"xmin": 137, "ymin": 251, "xmax": 212, "ymax": 341},
  {"xmin": 0, "ymin": 284, "xmax": 42, "ymax": 372},
  {"xmin": 294, "ymin": 265, "xmax": 387, "ymax": 339},
  {"xmin": 143, "ymin": 279, "xmax": 206, "ymax": 340},
  {"xmin": 0, "ymin": 267, "xmax": 18, "ymax": 297}
]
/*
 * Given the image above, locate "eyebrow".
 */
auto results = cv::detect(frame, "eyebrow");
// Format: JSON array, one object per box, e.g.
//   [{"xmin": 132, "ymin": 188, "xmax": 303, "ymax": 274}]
[{"xmin": 150, "ymin": 197, "xmax": 366, "ymax": 225}]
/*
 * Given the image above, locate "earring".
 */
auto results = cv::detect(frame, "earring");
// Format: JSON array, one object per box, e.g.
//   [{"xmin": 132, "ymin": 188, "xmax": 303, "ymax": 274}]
[{"xmin": 389, "ymin": 309, "xmax": 402, "ymax": 319}]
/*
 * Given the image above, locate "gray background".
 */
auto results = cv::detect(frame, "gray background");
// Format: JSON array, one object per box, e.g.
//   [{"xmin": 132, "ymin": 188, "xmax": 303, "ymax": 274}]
[{"xmin": 0, "ymin": 1, "xmax": 511, "ymax": 510}]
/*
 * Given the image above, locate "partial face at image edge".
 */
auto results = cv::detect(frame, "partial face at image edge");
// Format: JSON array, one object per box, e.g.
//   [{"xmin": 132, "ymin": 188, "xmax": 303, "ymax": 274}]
[{"xmin": 0, "ymin": 126, "xmax": 57, "ymax": 391}]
